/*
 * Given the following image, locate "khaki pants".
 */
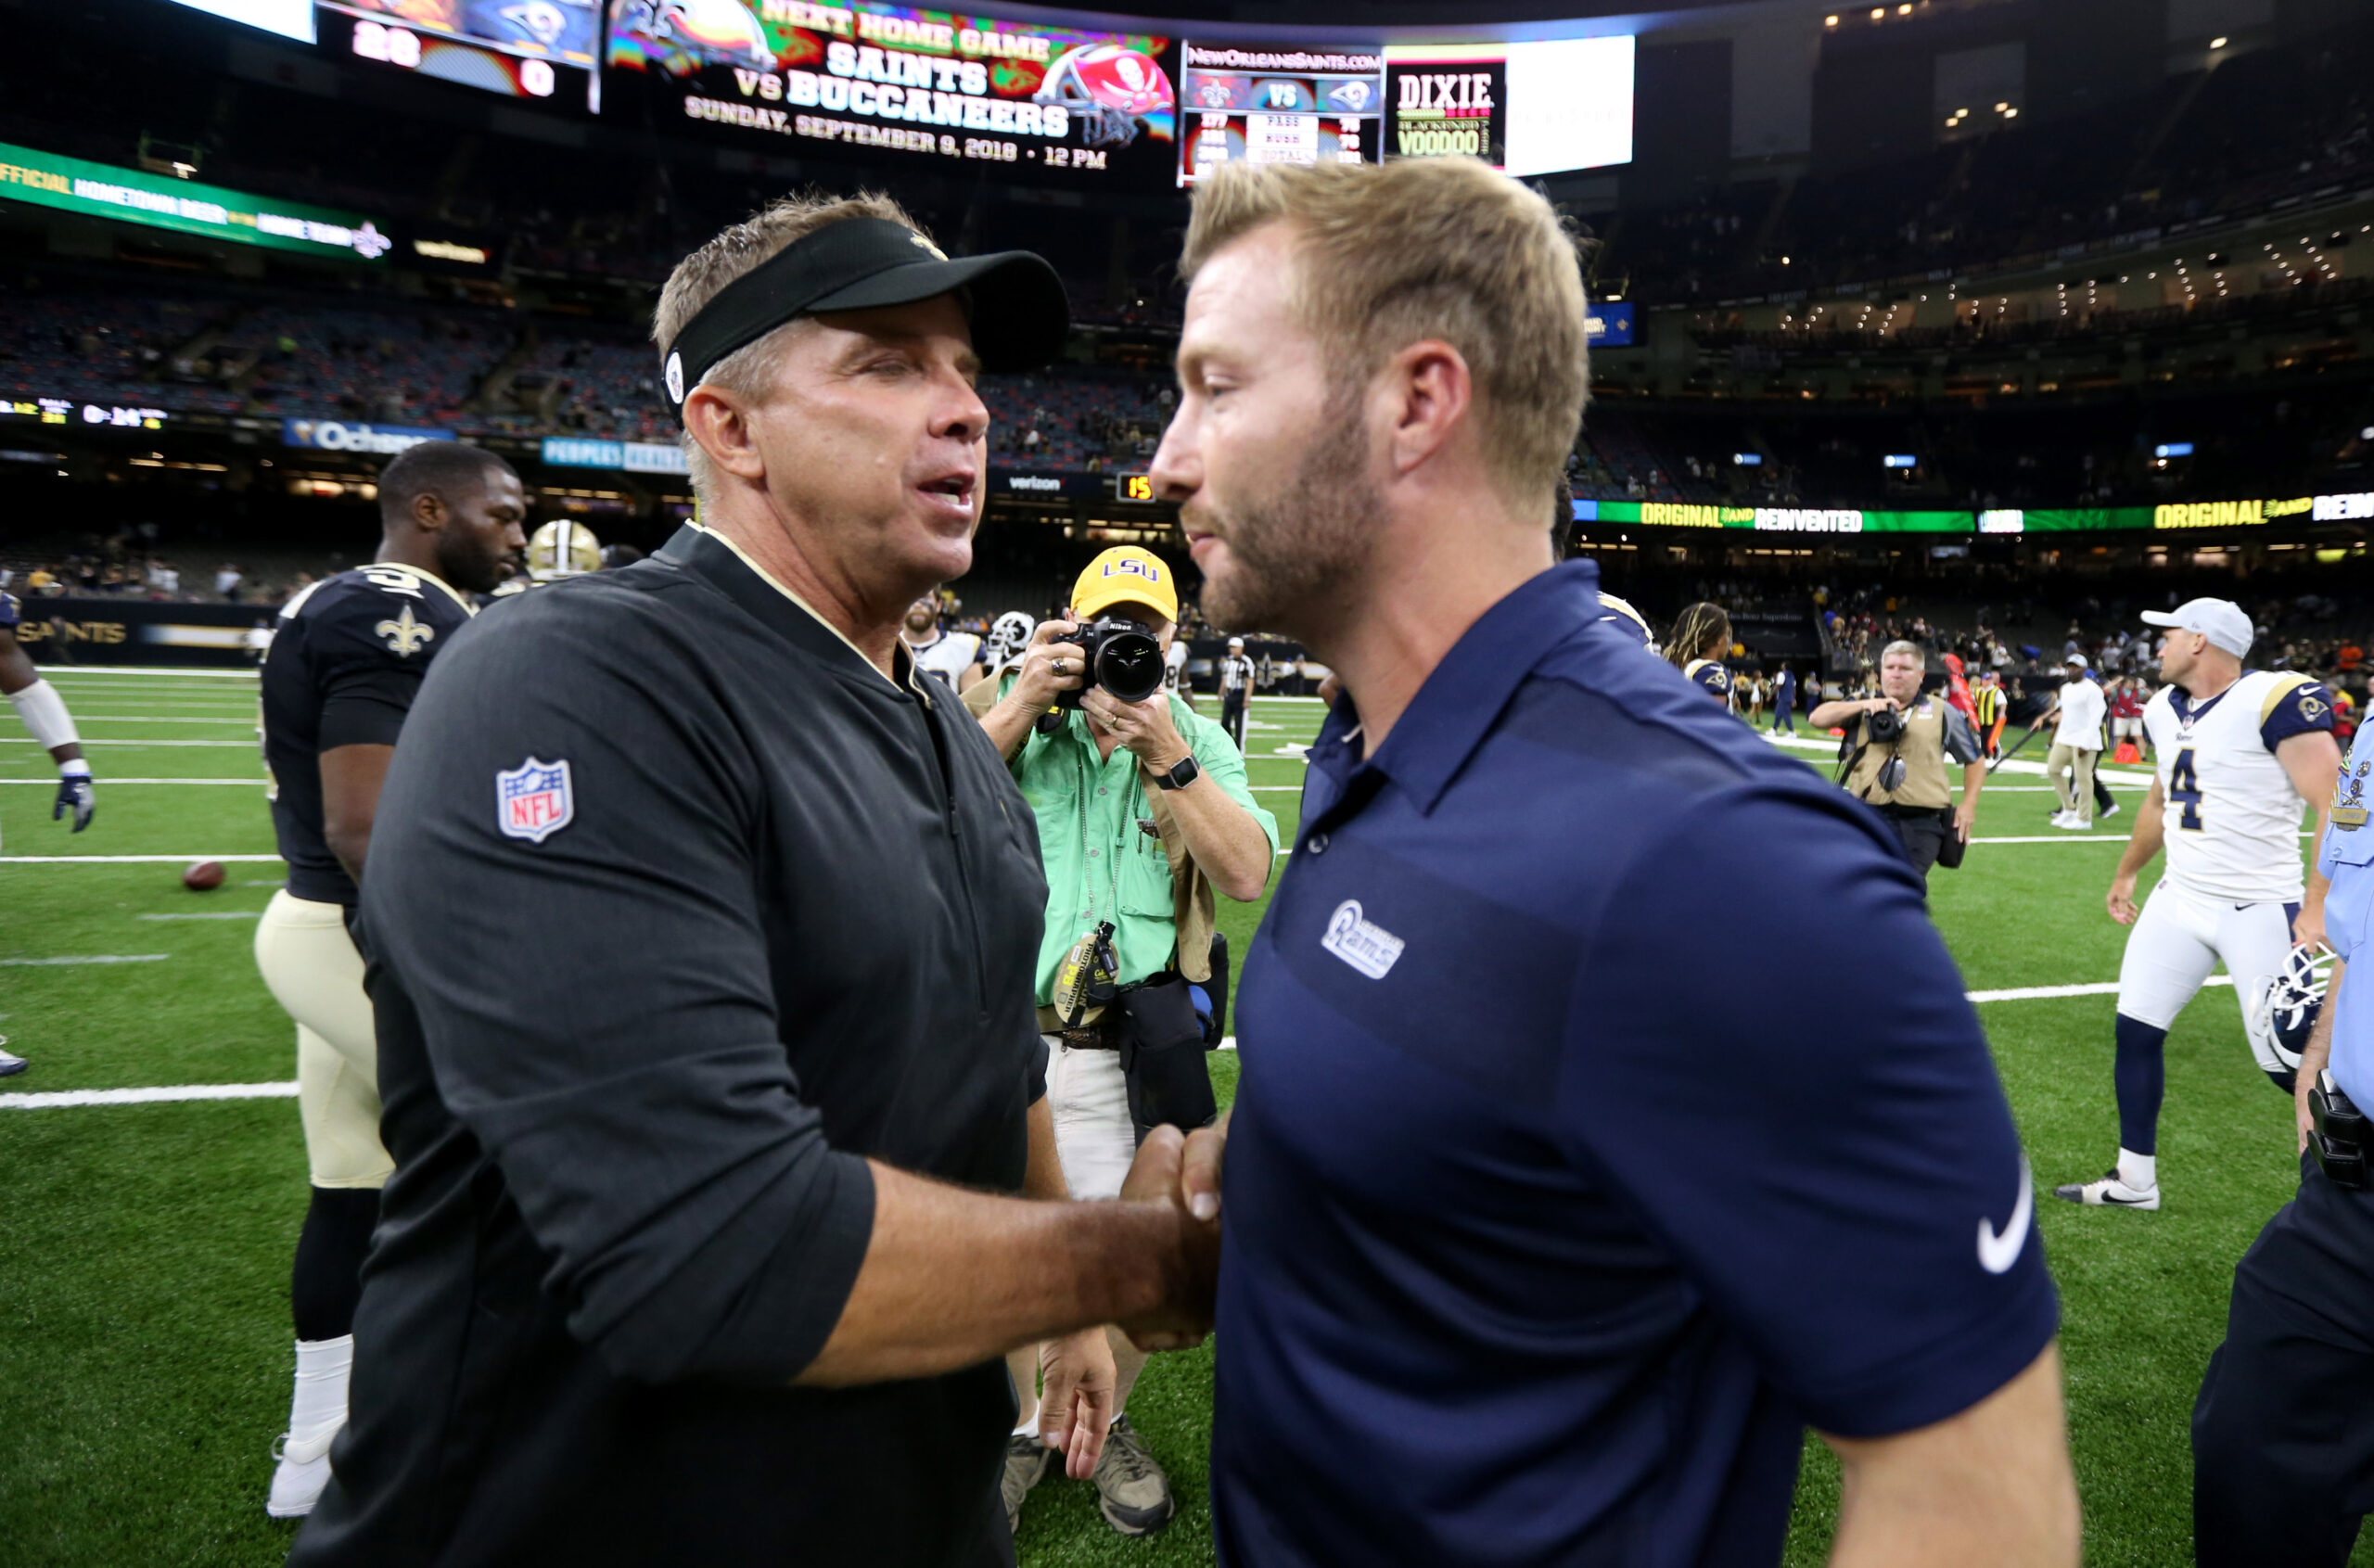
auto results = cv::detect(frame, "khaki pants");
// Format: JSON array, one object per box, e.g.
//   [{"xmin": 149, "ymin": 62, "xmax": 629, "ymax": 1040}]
[
  {"xmin": 2047, "ymin": 742, "xmax": 2099, "ymax": 821},
  {"xmin": 254, "ymin": 889, "xmax": 389, "ymax": 1189}
]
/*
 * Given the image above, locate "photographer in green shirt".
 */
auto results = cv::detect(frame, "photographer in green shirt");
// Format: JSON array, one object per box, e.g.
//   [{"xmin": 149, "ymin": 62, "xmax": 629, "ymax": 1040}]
[{"xmin": 966, "ymin": 546, "xmax": 1278, "ymax": 1540}]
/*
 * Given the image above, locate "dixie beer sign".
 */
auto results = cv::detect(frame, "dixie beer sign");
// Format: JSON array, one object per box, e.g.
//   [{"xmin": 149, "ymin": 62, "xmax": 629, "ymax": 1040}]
[{"xmin": 1385, "ymin": 50, "xmax": 1506, "ymax": 166}]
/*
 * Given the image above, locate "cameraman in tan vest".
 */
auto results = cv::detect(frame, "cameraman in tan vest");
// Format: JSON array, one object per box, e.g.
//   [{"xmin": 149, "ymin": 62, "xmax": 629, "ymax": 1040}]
[{"xmin": 1811, "ymin": 640, "xmax": 1988, "ymax": 887}]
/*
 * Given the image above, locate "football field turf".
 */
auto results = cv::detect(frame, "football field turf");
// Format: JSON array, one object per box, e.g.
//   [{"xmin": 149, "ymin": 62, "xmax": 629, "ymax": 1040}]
[{"xmin": 0, "ymin": 669, "xmax": 2361, "ymax": 1566}]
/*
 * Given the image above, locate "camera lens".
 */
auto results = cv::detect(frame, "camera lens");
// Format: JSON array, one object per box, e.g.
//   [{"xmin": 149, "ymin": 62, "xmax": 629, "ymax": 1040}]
[{"xmin": 1096, "ymin": 630, "xmax": 1164, "ymax": 703}]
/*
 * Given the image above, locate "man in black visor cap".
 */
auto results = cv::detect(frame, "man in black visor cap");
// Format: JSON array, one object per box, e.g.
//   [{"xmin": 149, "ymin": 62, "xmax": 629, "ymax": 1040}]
[{"xmin": 290, "ymin": 193, "xmax": 1220, "ymax": 1568}]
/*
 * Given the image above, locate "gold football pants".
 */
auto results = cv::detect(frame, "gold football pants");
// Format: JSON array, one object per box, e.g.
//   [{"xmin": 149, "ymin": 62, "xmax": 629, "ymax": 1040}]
[{"xmin": 254, "ymin": 889, "xmax": 389, "ymax": 1190}]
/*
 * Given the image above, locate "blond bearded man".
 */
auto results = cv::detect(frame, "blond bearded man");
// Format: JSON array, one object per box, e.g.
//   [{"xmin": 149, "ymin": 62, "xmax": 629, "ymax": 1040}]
[{"xmin": 1141, "ymin": 158, "xmax": 2077, "ymax": 1568}]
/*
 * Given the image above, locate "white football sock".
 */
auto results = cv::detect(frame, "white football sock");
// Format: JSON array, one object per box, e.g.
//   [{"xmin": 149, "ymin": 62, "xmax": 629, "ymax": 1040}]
[
  {"xmin": 287, "ymin": 1335, "xmax": 353, "ymax": 1438},
  {"xmin": 2117, "ymin": 1149, "xmax": 2157, "ymax": 1191}
]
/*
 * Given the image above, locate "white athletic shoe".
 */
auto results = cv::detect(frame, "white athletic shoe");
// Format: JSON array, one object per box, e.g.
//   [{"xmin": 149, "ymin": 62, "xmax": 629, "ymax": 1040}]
[
  {"xmin": 2048, "ymin": 810, "xmax": 2075, "ymax": 828},
  {"xmin": 2056, "ymin": 815, "xmax": 2093, "ymax": 831},
  {"xmin": 2052, "ymin": 1168, "xmax": 2161, "ymax": 1210},
  {"xmin": 266, "ymin": 1422, "xmax": 342, "ymax": 1519}
]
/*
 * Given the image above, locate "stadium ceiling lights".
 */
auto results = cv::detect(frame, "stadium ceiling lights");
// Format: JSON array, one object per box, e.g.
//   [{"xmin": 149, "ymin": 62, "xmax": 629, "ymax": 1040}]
[{"xmin": 2210, "ymin": 35, "xmax": 2227, "ymax": 48}]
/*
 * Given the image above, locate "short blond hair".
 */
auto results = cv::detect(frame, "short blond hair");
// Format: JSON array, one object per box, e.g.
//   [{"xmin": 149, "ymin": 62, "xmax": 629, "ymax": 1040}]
[
  {"xmin": 1881, "ymin": 640, "xmax": 1925, "ymax": 665},
  {"xmin": 655, "ymin": 190, "xmax": 929, "ymax": 506},
  {"xmin": 1181, "ymin": 158, "xmax": 1589, "ymax": 504}
]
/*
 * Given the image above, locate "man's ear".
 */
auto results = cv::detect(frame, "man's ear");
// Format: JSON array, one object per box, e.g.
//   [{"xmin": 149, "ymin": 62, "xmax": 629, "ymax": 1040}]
[
  {"xmin": 410, "ymin": 491, "xmax": 449, "ymax": 535},
  {"xmin": 1382, "ymin": 338, "xmax": 1473, "ymax": 481},
  {"xmin": 683, "ymin": 385, "xmax": 769, "ymax": 483}
]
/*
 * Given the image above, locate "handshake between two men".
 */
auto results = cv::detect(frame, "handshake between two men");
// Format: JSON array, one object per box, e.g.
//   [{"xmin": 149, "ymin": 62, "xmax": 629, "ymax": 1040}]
[{"xmin": 1015, "ymin": 1115, "xmax": 1232, "ymax": 1482}]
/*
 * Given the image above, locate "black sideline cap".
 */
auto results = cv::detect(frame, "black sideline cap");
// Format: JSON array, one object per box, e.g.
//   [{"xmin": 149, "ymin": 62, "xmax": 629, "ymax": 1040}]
[{"xmin": 660, "ymin": 218, "xmax": 1068, "ymax": 409}]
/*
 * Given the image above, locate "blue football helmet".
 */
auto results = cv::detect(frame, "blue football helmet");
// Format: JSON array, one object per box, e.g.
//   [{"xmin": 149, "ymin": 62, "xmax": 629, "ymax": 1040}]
[{"xmin": 2252, "ymin": 944, "xmax": 2337, "ymax": 1090}]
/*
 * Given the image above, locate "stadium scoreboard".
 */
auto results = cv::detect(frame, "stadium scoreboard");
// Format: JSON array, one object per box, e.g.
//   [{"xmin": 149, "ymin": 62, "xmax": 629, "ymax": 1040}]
[
  {"xmin": 318, "ymin": 0, "xmax": 601, "ymax": 108},
  {"xmin": 1177, "ymin": 44, "xmax": 1384, "ymax": 186}
]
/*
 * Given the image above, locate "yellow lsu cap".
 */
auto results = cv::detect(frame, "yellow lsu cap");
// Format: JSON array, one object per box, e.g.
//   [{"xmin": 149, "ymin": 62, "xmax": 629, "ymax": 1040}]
[{"xmin": 1071, "ymin": 546, "xmax": 1178, "ymax": 624}]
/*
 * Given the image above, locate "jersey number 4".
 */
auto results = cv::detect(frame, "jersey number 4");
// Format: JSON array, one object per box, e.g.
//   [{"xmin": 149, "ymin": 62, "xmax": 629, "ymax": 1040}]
[{"xmin": 2169, "ymin": 747, "xmax": 2203, "ymax": 831}]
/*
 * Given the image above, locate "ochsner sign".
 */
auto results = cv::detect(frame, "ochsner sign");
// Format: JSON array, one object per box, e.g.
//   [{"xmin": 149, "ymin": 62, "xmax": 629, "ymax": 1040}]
[{"xmin": 281, "ymin": 419, "xmax": 455, "ymax": 455}]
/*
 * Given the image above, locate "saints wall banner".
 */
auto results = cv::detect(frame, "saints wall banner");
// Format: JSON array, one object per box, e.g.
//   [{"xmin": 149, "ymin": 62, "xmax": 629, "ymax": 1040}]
[{"xmin": 15, "ymin": 598, "xmax": 276, "ymax": 669}]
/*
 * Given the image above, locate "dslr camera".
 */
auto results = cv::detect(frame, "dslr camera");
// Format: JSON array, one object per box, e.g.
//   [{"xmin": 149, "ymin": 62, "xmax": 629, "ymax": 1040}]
[
  {"xmin": 1036, "ymin": 616, "xmax": 1166, "ymax": 733},
  {"xmin": 1865, "ymin": 703, "xmax": 1907, "ymax": 744}
]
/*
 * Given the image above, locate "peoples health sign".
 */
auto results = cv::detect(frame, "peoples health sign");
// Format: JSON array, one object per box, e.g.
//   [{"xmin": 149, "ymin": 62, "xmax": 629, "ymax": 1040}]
[{"xmin": 540, "ymin": 437, "xmax": 689, "ymax": 475}]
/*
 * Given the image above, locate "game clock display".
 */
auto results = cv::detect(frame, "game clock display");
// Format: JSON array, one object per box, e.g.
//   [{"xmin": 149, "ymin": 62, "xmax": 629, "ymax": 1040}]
[{"xmin": 1177, "ymin": 43, "xmax": 1384, "ymax": 186}]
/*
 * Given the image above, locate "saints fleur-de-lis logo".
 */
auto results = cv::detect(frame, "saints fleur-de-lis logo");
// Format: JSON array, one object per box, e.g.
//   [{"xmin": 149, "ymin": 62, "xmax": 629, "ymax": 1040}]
[{"xmin": 377, "ymin": 604, "xmax": 434, "ymax": 657}]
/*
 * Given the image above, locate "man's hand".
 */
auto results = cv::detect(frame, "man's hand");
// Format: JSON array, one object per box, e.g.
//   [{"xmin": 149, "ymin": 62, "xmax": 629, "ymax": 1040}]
[
  {"xmin": 1037, "ymin": 1327, "xmax": 1117, "ymax": 1480},
  {"xmin": 2293, "ymin": 903, "xmax": 2329, "ymax": 953},
  {"xmin": 1869, "ymin": 695, "xmax": 1901, "ymax": 714},
  {"xmin": 1081, "ymin": 685, "xmax": 1188, "ymax": 771},
  {"xmin": 1115, "ymin": 1125, "xmax": 1221, "ymax": 1353},
  {"xmin": 1008, "ymin": 618, "xmax": 1088, "ymax": 713},
  {"xmin": 53, "ymin": 770, "xmax": 94, "ymax": 832},
  {"xmin": 2106, "ymin": 873, "xmax": 2139, "ymax": 925},
  {"xmin": 1179, "ymin": 1108, "xmax": 1228, "ymax": 1222},
  {"xmin": 1953, "ymin": 798, "xmax": 1977, "ymax": 844}
]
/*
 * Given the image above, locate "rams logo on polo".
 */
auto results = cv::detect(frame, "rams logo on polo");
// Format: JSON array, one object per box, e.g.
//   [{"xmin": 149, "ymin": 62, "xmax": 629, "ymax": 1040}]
[
  {"xmin": 2300, "ymin": 695, "xmax": 2329, "ymax": 723},
  {"xmin": 497, "ymin": 758, "xmax": 574, "ymax": 844},
  {"xmin": 1321, "ymin": 899, "xmax": 1404, "ymax": 980},
  {"xmin": 376, "ymin": 605, "xmax": 434, "ymax": 657}
]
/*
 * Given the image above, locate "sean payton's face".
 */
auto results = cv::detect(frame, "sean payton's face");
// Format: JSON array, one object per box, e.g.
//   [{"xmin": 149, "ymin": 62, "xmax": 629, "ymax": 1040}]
[{"xmin": 751, "ymin": 294, "xmax": 988, "ymax": 617}]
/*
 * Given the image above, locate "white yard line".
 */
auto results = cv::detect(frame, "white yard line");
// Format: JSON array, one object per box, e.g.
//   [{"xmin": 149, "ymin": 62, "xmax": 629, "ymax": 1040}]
[
  {"xmin": 0, "ymin": 738, "xmax": 256, "ymax": 746},
  {"xmin": 0, "ymin": 777, "xmax": 260, "ymax": 785},
  {"xmin": 0, "ymin": 974, "xmax": 2225, "ymax": 1107},
  {"xmin": 41, "ymin": 716, "xmax": 258, "ymax": 724},
  {"xmin": 36, "ymin": 667, "xmax": 259, "ymax": 680},
  {"xmin": 0, "ymin": 954, "xmax": 169, "ymax": 966},
  {"xmin": 1968, "ymin": 976, "xmax": 2232, "ymax": 1003},
  {"xmin": 137, "ymin": 911, "xmax": 262, "ymax": 921},
  {"xmin": 0, "ymin": 854, "xmax": 280, "ymax": 863},
  {"xmin": 0, "ymin": 1082, "xmax": 296, "ymax": 1110}
]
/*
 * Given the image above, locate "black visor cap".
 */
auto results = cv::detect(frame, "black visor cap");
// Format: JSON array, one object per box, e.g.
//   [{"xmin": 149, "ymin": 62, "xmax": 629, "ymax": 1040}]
[{"xmin": 660, "ymin": 217, "xmax": 1069, "ymax": 409}]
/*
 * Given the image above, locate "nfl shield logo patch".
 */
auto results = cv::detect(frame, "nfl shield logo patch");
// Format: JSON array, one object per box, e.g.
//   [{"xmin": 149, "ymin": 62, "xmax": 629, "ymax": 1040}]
[{"xmin": 496, "ymin": 758, "xmax": 574, "ymax": 844}]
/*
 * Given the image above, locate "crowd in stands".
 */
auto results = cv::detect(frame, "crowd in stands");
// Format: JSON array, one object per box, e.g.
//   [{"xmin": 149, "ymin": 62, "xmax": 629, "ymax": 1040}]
[
  {"xmin": 1605, "ymin": 22, "xmax": 2374, "ymax": 305},
  {"xmin": 0, "ymin": 282, "xmax": 1184, "ymax": 465}
]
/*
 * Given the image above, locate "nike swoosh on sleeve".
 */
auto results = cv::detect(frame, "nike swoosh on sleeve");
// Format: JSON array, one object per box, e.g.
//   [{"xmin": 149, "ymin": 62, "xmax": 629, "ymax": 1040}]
[{"xmin": 1976, "ymin": 1156, "xmax": 2035, "ymax": 1275}]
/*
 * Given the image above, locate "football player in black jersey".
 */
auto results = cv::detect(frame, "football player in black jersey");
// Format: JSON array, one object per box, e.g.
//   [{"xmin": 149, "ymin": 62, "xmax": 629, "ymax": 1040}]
[
  {"xmin": 255, "ymin": 441, "xmax": 526, "ymax": 1518},
  {"xmin": 0, "ymin": 584, "xmax": 96, "ymax": 1077}
]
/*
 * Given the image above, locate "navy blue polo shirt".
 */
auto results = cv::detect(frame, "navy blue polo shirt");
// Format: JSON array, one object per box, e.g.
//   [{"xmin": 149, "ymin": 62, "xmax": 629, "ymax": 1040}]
[{"xmin": 1214, "ymin": 560, "xmax": 2056, "ymax": 1568}]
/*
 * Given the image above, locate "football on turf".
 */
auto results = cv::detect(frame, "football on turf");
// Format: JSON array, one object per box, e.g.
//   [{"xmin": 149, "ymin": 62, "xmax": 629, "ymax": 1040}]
[{"xmin": 183, "ymin": 860, "xmax": 226, "ymax": 892}]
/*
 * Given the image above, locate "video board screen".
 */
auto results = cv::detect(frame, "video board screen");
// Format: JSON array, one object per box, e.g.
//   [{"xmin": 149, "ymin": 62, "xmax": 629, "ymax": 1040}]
[
  {"xmin": 320, "ymin": 0, "xmax": 600, "ymax": 108},
  {"xmin": 1177, "ymin": 43, "xmax": 1384, "ymax": 187},
  {"xmin": 1385, "ymin": 34, "xmax": 1633, "ymax": 177},
  {"xmin": 606, "ymin": 1, "xmax": 1177, "ymax": 183}
]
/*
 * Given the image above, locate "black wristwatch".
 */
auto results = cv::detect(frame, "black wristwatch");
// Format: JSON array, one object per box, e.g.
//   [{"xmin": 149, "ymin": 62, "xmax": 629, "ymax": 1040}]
[{"xmin": 1154, "ymin": 753, "xmax": 1201, "ymax": 791}]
